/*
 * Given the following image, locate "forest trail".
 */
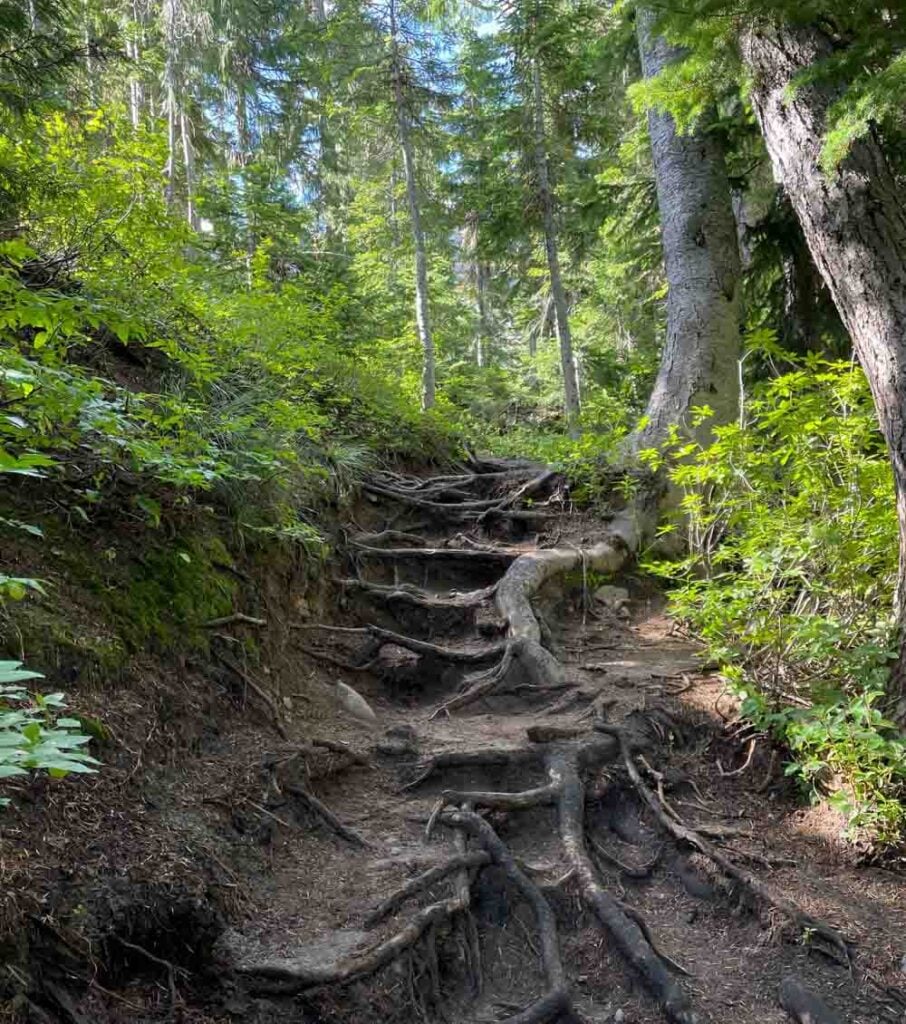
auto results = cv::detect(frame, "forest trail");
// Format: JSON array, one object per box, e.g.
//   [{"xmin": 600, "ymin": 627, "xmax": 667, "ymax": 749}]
[{"xmin": 210, "ymin": 461, "xmax": 904, "ymax": 1024}]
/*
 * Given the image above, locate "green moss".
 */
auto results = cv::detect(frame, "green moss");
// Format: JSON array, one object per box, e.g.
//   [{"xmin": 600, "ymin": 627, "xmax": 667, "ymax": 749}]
[
  {"xmin": 112, "ymin": 534, "xmax": 238, "ymax": 653},
  {"xmin": 3, "ymin": 600, "xmax": 129, "ymax": 683}
]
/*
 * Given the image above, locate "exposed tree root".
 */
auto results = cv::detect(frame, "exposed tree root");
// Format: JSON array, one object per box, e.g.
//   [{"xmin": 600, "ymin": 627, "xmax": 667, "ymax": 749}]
[
  {"xmin": 237, "ymin": 463, "xmax": 854, "ymax": 1024},
  {"xmin": 477, "ymin": 469, "xmax": 561, "ymax": 519},
  {"xmin": 591, "ymin": 838, "xmax": 663, "ymax": 880},
  {"xmin": 412, "ymin": 732, "xmax": 699, "ymax": 1023},
  {"xmin": 598, "ymin": 723, "xmax": 854, "ymax": 967},
  {"xmin": 240, "ymin": 894, "xmax": 466, "ymax": 993},
  {"xmin": 363, "ymin": 481, "xmax": 511, "ymax": 512},
  {"xmin": 202, "ymin": 612, "xmax": 267, "ymax": 628},
  {"xmin": 212, "ymin": 648, "xmax": 288, "ymax": 739},
  {"xmin": 437, "ymin": 809, "xmax": 572, "ymax": 1024},
  {"xmin": 295, "ymin": 644, "xmax": 379, "ymax": 673},
  {"xmin": 428, "ymin": 638, "xmax": 572, "ymax": 719},
  {"xmin": 295, "ymin": 622, "xmax": 508, "ymax": 664},
  {"xmin": 353, "ymin": 541, "xmax": 520, "ymax": 564},
  {"xmin": 284, "ymin": 784, "xmax": 371, "ymax": 849},
  {"xmin": 336, "ymin": 577, "xmax": 498, "ymax": 609},
  {"xmin": 779, "ymin": 976, "xmax": 843, "ymax": 1024},
  {"xmin": 401, "ymin": 745, "xmax": 547, "ymax": 791},
  {"xmin": 365, "ymin": 851, "xmax": 491, "ymax": 927},
  {"xmin": 351, "ymin": 529, "xmax": 429, "ymax": 547},
  {"xmin": 547, "ymin": 749, "xmax": 698, "ymax": 1022}
]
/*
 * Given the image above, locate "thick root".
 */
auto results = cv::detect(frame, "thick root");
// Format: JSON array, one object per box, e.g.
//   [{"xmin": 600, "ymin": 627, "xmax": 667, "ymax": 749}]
[
  {"xmin": 239, "ymin": 895, "xmax": 465, "ymax": 993},
  {"xmin": 438, "ymin": 809, "xmax": 572, "ymax": 1024},
  {"xmin": 429, "ymin": 637, "xmax": 569, "ymax": 718},
  {"xmin": 547, "ymin": 750, "xmax": 699, "ymax": 1023}
]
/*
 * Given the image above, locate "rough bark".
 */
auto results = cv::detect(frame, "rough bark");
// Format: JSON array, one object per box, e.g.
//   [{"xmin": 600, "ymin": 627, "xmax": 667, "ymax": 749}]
[
  {"xmin": 739, "ymin": 20, "xmax": 906, "ymax": 709},
  {"xmin": 390, "ymin": 0, "xmax": 436, "ymax": 411},
  {"xmin": 631, "ymin": 9, "xmax": 742, "ymax": 452},
  {"xmin": 530, "ymin": 57, "xmax": 581, "ymax": 436}
]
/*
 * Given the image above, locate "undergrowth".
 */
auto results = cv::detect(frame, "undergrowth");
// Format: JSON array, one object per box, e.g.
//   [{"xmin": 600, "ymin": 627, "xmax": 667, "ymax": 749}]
[{"xmin": 645, "ymin": 357, "xmax": 906, "ymax": 846}]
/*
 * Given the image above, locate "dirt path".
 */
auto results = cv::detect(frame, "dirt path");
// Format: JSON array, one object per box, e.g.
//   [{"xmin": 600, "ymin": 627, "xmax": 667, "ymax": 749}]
[{"xmin": 204, "ymin": 462, "xmax": 906, "ymax": 1024}]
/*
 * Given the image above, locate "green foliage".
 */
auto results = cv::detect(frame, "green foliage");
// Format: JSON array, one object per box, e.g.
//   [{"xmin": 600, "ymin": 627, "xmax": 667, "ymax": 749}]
[
  {"xmin": 646, "ymin": 358, "xmax": 905, "ymax": 841},
  {"xmin": 0, "ymin": 660, "xmax": 100, "ymax": 803}
]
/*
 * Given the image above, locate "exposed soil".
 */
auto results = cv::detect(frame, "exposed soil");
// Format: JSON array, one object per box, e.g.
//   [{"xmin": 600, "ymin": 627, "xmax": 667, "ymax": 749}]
[{"xmin": 3, "ymin": 460, "xmax": 906, "ymax": 1024}]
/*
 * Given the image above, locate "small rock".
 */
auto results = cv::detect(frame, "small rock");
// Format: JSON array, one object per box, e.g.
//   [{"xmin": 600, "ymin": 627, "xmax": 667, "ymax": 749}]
[
  {"xmin": 375, "ymin": 723, "xmax": 418, "ymax": 756},
  {"xmin": 376, "ymin": 643, "xmax": 420, "ymax": 684},
  {"xmin": 614, "ymin": 1010, "xmax": 625, "ymax": 1024},
  {"xmin": 335, "ymin": 681, "xmax": 378, "ymax": 724},
  {"xmin": 282, "ymin": 696, "xmax": 293, "ymax": 709},
  {"xmin": 594, "ymin": 584, "xmax": 630, "ymax": 609},
  {"xmin": 385, "ymin": 724, "xmax": 417, "ymax": 741},
  {"xmin": 779, "ymin": 976, "xmax": 841, "ymax": 1024}
]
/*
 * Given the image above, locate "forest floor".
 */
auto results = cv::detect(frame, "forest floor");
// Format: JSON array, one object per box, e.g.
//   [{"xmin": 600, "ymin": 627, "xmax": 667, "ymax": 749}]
[{"xmin": 5, "ymin": 460, "xmax": 906, "ymax": 1024}]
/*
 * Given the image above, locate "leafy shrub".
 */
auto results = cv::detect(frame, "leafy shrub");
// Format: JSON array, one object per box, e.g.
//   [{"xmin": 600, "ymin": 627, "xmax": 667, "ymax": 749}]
[
  {"xmin": 646, "ymin": 357, "xmax": 906, "ymax": 842},
  {"xmin": 0, "ymin": 660, "xmax": 99, "ymax": 802}
]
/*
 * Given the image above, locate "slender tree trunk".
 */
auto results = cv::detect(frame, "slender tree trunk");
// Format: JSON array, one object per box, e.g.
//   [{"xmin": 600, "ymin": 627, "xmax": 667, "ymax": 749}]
[
  {"xmin": 741, "ymin": 20, "xmax": 906, "ymax": 708},
  {"xmin": 530, "ymin": 57, "xmax": 580, "ymax": 436},
  {"xmin": 389, "ymin": 0, "xmax": 435, "ymax": 411},
  {"xmin": 180, "ymin": 109, "xmax": 197, "ymax": 229},
  {"xmin": 165, "ymin": 87, "xmax": 178, "ymax": 208},
  {"xmin": 630, "ymin": 9, "xmax": 741, "ymax": 453},
  {"xmin": 163, "ymin": 0, "xmax": 179, "ymax": 210},
  {"xmin": 475, "ymin": 260, "xmax": 490, "ymax": 367},
  {"xmin": 310, "ymin": 0, "xmax": 338, "ymax": 237},
  {"xmin": 127, "ymin": 0, "xmax": 143, "ymax": 129},
  {"xmin": 126, "ymin": 38, "xmax": 141, "ymax": 128},
  {"xmin": 235, "ymin": 84, "xmax": 256, "ymax": 282}
]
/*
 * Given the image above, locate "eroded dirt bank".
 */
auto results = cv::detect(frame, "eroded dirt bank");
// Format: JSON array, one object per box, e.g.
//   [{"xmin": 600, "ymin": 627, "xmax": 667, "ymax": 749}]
[{"xmin": 3, "ymin": 461, "xmax": 905, "ymax": 1024}]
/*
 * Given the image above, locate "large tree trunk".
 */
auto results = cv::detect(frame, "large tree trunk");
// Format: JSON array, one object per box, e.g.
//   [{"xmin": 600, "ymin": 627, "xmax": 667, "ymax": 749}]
[
  {"xmin": 530, "ymin": 57, "xmax": 581, "ymax": 436},
  {"xmin": 630, "ymin": 8, "xmax": 742, "ymax": 453},
  {"xmin": 389, "ymin": 0, "xmax": 436, "ymax": 411},
  {"xmin": 741, "ymin": 21, "xmax": 906, "ymax": 709}
]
